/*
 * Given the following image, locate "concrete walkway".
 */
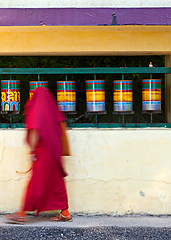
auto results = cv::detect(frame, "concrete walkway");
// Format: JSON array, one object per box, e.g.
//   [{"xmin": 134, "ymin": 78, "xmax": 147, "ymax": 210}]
[
  {"xmin": 1, "ymin": 214, "xmax": 171, "ymax": 227},
  {"xmin": 1, "ymin": 215, "xmax": 171, "ymax": 239}
]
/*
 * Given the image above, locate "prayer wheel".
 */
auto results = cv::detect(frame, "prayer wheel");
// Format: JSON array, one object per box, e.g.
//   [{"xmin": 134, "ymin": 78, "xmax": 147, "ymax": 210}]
[
  {"xmin": 1, "ymin": 80, "xmax": 20, "ymax": 112},
  {"xmin": 113, "ymin": 80, "xmax": 133, "ymax": 112},
  {"xmin": 29, "ymin": 81, "xmax": 48, "ymax": 100},
  {"xmin": 86, "ymin": 80, "xmax": 105, "ymax": 112},
  {"xmin": 57, "ymin": 81, "xmax": 76, "ymax": 112},
  {"xmin": 142, "ymin": 79, "xmax": 161, "ymax": 111}
]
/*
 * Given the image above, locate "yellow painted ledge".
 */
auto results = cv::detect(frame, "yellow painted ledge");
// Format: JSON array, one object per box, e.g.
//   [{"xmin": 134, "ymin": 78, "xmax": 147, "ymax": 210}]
[{"xmin": 0, "ymin": 25, "xmax": 171, "ymax": 56}]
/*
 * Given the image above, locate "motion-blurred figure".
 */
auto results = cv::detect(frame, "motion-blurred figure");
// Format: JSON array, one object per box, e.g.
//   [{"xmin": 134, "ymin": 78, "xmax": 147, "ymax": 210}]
[{"xmin": 7, "ymin": 87, "xmax": 72, "ymax": 223}]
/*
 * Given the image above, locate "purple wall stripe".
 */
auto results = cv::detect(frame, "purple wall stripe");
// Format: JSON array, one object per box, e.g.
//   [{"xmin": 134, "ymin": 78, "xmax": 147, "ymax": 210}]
[{"xmin": 0, "ymin": 8, "xmax": 170, "ymax": 26}]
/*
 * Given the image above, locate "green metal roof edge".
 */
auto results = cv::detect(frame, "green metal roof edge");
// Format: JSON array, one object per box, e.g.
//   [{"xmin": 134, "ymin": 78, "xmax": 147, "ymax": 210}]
[{"xmin": 0, "ymin": 123, "xmax": 171, "ymax": 129}]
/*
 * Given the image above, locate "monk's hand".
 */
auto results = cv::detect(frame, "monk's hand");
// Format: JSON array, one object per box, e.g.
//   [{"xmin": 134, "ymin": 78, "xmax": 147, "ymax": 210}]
[{"xmin": 30, "ymin": 151, "xmax": 37, "ymax": 162}]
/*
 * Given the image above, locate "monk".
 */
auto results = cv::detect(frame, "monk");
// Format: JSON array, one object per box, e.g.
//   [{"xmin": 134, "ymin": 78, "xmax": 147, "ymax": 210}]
[{"xmin": 7, "ymin": 87, "xmax": 72, "ymax": 223}]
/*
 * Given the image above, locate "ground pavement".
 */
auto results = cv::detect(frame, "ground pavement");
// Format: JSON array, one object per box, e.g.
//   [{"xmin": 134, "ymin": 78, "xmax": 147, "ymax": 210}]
[{"xmin": 0, "ymin": 214, "xmax": 171, "ymax": 239}]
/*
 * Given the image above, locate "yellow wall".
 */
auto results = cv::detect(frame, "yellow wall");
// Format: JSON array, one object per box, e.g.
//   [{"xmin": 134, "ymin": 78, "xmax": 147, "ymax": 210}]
[
  {"xmin": 1, "ymin": 128, "xmax": 171, "ymax": 215},
  {"xmin": 0, "ymin": 26, "xmax": 170, "ymax": 56}
]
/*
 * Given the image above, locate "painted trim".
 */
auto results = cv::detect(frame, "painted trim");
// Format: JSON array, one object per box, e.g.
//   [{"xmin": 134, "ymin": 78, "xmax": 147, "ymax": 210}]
[
  {"xmin": 0, "ymin": 8, "xmax": 170, "ymax": 26},
  {"xmin": 0, "ymin": 26, "xmax": 170, "ymax": 56},
  {"xmin": 0, "ymin": 67, "xmax": 169, "ymax": 74},
  {"xmin": 1, "ymin": 123, "xmax": 171, "ymax": 128}
]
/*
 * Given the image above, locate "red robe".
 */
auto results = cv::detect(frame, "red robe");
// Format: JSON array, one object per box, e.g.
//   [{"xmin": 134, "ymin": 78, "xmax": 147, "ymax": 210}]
[{"xmin": 23, "ymin": 87, "xmax": 68, "ymax": 215}]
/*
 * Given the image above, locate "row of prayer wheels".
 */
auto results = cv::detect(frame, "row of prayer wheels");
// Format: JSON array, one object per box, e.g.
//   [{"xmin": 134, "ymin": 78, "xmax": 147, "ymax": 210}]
[{"xmin": 1, "ymin": 79, "xmax": 161, "ymax": 114}]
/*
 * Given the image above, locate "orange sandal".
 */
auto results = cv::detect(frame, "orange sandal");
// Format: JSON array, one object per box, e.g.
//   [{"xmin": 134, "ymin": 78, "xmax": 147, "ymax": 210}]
[
  {"xmin": 50, "ymin": 213, "xmax": 73, "ymax": 222},
  {"xmin": 6, "ymin": 214, "xmax": 25, "ymax": 224}
]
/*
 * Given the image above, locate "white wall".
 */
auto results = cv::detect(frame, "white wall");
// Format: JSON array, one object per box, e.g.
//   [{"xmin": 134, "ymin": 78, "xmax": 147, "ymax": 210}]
[
  {"xmin": 0, "ymin": 0, "xmax": 170, "ymax": 8},
  {"xmin": 0, "ymin": 128, "xmax": 171, "ymax": 215}
]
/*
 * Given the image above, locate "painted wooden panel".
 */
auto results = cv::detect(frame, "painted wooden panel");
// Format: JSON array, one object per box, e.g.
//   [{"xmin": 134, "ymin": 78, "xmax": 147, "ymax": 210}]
[
  {"xmin": 0, "ymin": 26, "xmax": 170, "ymax": 56},
  {"xmin": 0, "ymin": 8, "xmax": 170, "ymax": 26}
]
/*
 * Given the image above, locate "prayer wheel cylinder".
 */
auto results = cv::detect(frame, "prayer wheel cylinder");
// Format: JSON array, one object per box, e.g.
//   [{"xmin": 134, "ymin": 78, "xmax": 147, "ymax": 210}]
[
  {"xmin": 113, "ymin": 80, "xmax": 133, "ymax": 112},
  {"xmin": 142, "ymin": 79, "xmax": 161, "ymax": 111},
  {"xmin": 86, "ymin": 80, "xmax": 105, "ymax": 112},
  {"xmin": 57, "ymin": 81, "xmax": 76, "ymax": 112},
  {"xmin": 29, "ymin": 81, "xmax": 48, "ymax": 100},
  {"xmin": 1, "ymin": 80, "xmax": 20, "ymax": 112}
]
